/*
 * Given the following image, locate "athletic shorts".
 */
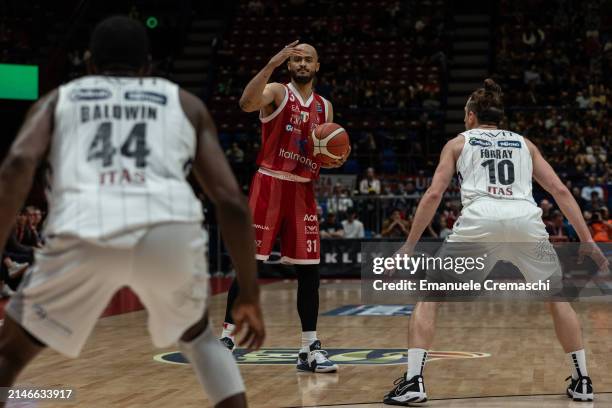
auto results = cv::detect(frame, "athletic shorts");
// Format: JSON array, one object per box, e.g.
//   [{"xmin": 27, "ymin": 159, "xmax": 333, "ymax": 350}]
[
  {"xmin": 441, "ymin": 198, "xmax": 561, "ymax": 284},
  {"xmin": 6, "ymin": 223, "xmax": 209, "ymax": 358},
  {"xmin": 249, "ymin": 170, "xmax": 320, "ymax": 264}
]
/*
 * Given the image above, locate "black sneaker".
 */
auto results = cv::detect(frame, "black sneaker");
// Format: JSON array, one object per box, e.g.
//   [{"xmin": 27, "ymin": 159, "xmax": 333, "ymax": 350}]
[
  {"xmin": 220, "ymin": 336, "xmax": 235, "ymax": 352},
  {"xmin": 566, "ymin": 375, "xmax": 593, "ymax": 402},
  {"xmin": 383, "ymin": 373, "xmax": 427, "ymax": 405}
]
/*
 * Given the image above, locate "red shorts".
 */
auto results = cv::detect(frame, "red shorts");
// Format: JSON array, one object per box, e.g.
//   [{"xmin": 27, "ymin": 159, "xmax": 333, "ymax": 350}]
[{"xmin": 249, "ymin": 170, "xmax": 320, "ymax": 264}]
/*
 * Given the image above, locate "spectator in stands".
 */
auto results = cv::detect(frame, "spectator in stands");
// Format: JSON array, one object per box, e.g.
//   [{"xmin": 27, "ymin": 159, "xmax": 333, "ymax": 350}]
[
  {"xmin": 402, "ymin": 181, "xmax": 422, "ymax": 199},
  {"xmin": 581, "ymin": 176, "xmax": 604, "ymax": 202},
  {"xmin": 438, "ymin": 214, "xmax": 452, "ymax": 240},
  {"xmin": 2, "ymin": 213, "xmax": 35, "ymax": 293},
  {"xmin": 575, "ymin": 91, "xmax": 589, "ymax": 108},
  {"xmin": 19, "ymin": 207, "xmax": 41, "ymax": 247},
  {"xmin": 327, "ymin": 183, "xmax": 353, "ymax": 216},
  {"xmin": 15, "ymin": 210, "xmax": 28, "ymax": 244},
  {"xmin": 316, "ymin": 205, "xmax": 324, "ymax": 223},
  {"xmin": 380, "ymin": 208, "xmax": 410, "ymax": 238},
  {"xmin": 539, "ymin": 198, "xmax": 554, "ymax": 222},
  {"xmin": 25, "ymin": 206, "xmax": 43, "ymax": 242},
  {"xmin": 32, "ymin": 206, "xmax": 43, "ymax": 231},
  {"xmin": 442, "ymin": 200, "xmax": 459, "ymax": 229},
  {"xmin": 586, "ymin": 191, "xmax": 604, "ymax": 212},
  {"xmin": 342, "ymin": 209, "xmax": 365, "ymax": 239},
  {"xmin": 359, "ymin": 167, "xmax": 381, "ymax": 195},
  {"xmin": 320, "ymin": 212, "xmax": 344, "ymax": 239},
  {"xmin": 546, "ymin": 210, "xmax": 571, "ymax": 242},
  {"xmin": 589, "ymin": 210, "xmax": 611, "ymax": 242},
  {"xmin": 225, "ymin": 142, "xmax": 244, "ymax": 163},
  {"xmin": 391, "ymin": 182, "xmax": 418, "ymax": 211}
]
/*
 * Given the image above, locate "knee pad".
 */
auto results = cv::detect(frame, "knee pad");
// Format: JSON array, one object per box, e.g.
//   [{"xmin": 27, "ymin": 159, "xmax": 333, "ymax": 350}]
[{"xmin": 178, "ymin": 325, "xmax": 245, "ymax": 405}]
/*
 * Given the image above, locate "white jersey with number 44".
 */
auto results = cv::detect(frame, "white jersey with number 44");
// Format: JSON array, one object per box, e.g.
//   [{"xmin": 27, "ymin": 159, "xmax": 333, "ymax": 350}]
[
  {"xmin": 456, "ymin": 128, "xmax": 536, "ymax": 208},
  {"xmin": 44, "ymin": 76, "xmax": 203, "ymax": 244}
]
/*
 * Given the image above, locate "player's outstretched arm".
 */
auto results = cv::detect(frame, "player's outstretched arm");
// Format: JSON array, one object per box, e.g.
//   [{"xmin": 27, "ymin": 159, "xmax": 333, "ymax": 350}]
[
  {"xmin": 0, "ymin": 90, "xmax": 56, "ymax": 252},
  {"xmin": 402, "ymin": 136, "xmax": 462, "ymax": 250},
  {"xmin": 528, "ymin": 138, "xmax": 609, "ymax": 272},
  {"xmin": 238, "ymin": 40, "xmax": 304, "ymax": 112},
  {"xmin": 181, "ymin": 90, "xmax": 265, "ymax": 349}
]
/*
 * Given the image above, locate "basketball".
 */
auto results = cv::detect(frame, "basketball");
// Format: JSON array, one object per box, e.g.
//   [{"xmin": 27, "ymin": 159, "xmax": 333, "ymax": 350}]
[{"xmin": 310, "ymin": 123, "xmax": 350, "ymax": 166}]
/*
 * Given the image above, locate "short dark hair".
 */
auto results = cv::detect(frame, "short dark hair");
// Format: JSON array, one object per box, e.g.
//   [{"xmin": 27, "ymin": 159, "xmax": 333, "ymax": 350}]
[
  {"xmin": 466, "ymin": 78, "xmax": 504, "ymax": 125},
  {"xmin": 90, "ymin": 16, "xmax": 150, "ymax": 70}
]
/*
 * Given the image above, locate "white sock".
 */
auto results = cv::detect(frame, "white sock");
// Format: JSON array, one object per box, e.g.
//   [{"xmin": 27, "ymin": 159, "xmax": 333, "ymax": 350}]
[
  {"xmin": 301, "ymin": 331, "xmax": 317, "ymax": 350},
  {"xmin": 221, "ymin": 322, "xmax": 235, "ymax": 340},
  {"xmin": 568, "ymin": 349, "xmax": 588, "ymax": 379},
  {"xmin": 407, "ymin": 348, "xmax": 428, "ymax": 379}
]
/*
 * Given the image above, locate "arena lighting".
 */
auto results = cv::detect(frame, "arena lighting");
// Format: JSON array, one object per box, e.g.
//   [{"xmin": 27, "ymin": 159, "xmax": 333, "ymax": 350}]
[
  {"xmin": 146, "ymin": 16, "xmax": 159, "ymax": 29},
  {"xmin": 0, "ymin": 63, "xmax": 38, "ymax": 100}
]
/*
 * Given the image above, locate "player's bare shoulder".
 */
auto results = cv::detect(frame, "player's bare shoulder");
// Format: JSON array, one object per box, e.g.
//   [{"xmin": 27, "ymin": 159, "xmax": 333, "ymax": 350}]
[
  {"xmin": 446, "ymin": 134, "xmax": 466, "ymax": 162},
  {"xmin": 265, "ymin": 82, "xmax": 286, "ymax": 95},
  {"xmin": 522, "ymin": 136, "xmax": 539, "ymax": 157},
  {"xmin": 320, "ymin": 96, "xmax": 333, "ymax": 123}
]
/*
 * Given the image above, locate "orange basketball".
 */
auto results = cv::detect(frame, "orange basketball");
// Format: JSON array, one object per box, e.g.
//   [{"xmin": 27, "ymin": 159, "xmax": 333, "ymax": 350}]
[{"xmin": 310, "ymin": 123, "xmax": 350, "ymax": 167}]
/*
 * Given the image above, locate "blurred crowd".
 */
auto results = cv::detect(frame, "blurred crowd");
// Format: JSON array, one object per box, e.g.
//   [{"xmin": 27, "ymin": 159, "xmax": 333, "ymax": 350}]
[
  {"xmin": 1, "ymin": 206, "xmax": 44, "ymax": 297},
  {"xmin": 210, "ymin": 0, "xmax": 449, "ymax": 183},
  {"xmin": 315, "ymin": 167, "xmax": 611, "ymax": 243},
  {"xmin": 496, "ymin": 0, "xmax": 612, "ymax": 107}
]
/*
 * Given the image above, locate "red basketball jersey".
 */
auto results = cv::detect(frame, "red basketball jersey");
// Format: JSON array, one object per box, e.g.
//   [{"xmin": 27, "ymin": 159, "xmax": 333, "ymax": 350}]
[{"xmin": 257, "ymin": 83, "xmax": 330, "ymax": 180}]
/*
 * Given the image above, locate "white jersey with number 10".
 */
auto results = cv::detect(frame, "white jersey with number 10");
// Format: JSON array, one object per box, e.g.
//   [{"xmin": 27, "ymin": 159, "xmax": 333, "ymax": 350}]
[{"xmin": 456, "ymin": 128, "xmax": 536, "ymax": 208}]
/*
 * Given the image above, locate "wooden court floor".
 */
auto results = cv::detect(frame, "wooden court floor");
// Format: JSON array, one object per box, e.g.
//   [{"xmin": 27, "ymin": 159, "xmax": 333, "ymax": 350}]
[{"xmin": 9, "ymin": 280, "xmax": 612, "ymax": 407}]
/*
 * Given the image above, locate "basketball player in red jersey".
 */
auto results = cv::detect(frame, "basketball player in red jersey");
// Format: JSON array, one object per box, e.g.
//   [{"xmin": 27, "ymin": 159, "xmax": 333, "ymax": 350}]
[{"xmin": 220, "ymin": 41, "xmax": 348, "ymax": 373}]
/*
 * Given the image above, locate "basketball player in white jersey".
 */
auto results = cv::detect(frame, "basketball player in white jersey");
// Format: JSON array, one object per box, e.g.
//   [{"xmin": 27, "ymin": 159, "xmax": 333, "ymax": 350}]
[
  {"xmin": 0, "ymin": 16, "xmax": 264, "ymax": 408},
  {"xmin": 383, "ymin": 79, "xmax": 609, "ymax": 405}
]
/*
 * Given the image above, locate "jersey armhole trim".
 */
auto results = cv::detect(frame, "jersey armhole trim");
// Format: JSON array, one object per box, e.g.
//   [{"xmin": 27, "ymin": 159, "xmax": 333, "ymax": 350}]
[
  {"xmin": 260, "ymin": 86, "xmax": 288, "ymax": 124},
  {"xmin": 455, "ymin": 133, "xmax": 467, "ymax": 170},
  {"xmin": 176, "ymin": 84, "xmax": 197, "ymax": 136},
  {"xmin": 322, "ymin": 97, "xmax": 331, "ymax": 122},
  {"xmin": 54, "ymin": 85, "xmax": 66, "ymax": 125}
]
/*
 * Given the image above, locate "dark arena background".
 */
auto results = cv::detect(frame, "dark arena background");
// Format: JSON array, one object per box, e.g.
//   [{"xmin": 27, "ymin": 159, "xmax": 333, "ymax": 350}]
[{"xmin": 0, "ymin": 0, "xmax": 611, "ymax": 407}]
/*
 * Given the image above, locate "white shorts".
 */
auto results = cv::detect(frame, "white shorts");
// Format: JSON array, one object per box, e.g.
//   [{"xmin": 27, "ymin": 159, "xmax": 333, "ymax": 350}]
[
  {"xmin": 6, "ymin": 223, "xmax": 209, "ymax": 358},
  {"xmin": 444, "ymin": 199, "xmax": 561, "ymax": 283}
]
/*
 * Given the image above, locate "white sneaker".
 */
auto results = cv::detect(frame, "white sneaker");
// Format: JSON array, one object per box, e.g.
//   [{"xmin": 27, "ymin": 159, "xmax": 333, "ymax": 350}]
[{"xmin": 296, "ymin": 340, "xmax": 338, "ymax": 373}]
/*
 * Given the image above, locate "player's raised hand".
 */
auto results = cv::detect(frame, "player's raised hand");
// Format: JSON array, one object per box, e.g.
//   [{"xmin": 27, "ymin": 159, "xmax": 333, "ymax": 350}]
[
  {"xmin": 268, "ymin": 40, "xmax": 305, "ymax": 68},
  {"xmin": 231, "ymin": 293, "xmax": 266, "ymax": 350},
  {"xmin": 577, "ymin": 241, "xmax": 610, "ymax": 276}
]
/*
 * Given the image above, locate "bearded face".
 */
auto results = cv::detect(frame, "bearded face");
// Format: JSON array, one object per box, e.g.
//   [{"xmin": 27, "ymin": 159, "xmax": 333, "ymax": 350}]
[{"xmin": 287, "ymin": 49, "xmax": 319, "ymax": 84}]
